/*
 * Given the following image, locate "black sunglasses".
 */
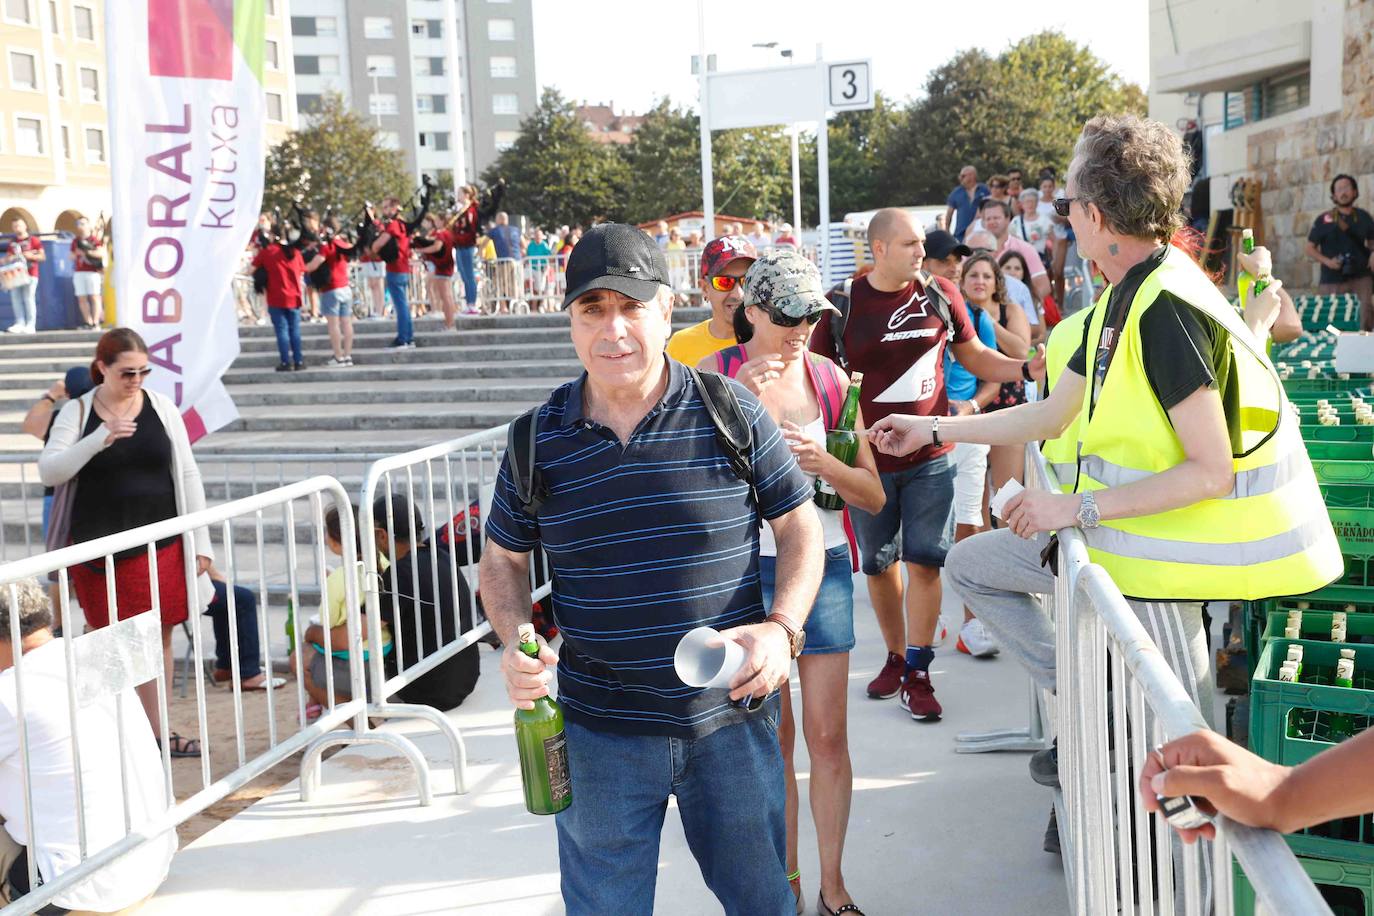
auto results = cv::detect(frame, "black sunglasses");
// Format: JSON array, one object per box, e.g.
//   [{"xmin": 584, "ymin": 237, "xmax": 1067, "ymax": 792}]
[
  {"xmin": 119, "ymin": 367, "xmax": 153, "ymax": 380},
  {"xmin": 1052, "ymin": 197, "xmax": 1080, "ymax": 218},
  {"xmin": 756, "ymin": 304, "xmax": 822, "ymax": 328}
]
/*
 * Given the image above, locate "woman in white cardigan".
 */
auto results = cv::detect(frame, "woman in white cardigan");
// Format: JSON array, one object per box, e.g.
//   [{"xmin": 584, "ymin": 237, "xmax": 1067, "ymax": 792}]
[{"xmin": 39, "ymin": 329, "xmax": 212, "ymax": 758}]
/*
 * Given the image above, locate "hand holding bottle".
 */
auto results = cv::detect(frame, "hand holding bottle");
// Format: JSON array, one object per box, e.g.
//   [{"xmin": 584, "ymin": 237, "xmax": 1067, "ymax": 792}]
[{"xmin": 501, "ymin": 627, "xmax": 558, "ymax": 710}]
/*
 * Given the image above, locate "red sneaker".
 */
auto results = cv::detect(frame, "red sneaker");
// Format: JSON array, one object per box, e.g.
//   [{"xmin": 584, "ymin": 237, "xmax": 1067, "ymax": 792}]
[
  {"xmin": 900, "ymin": 670, "xmax": 943, "ymax": 721},
  {"xmin": 866, "ymin": 652, "xmax": 905, "ymax": 699}
]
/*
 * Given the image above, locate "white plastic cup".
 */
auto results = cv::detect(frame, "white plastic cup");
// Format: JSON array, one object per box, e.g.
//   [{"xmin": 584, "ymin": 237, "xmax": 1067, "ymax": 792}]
[{"xmin": 674, "ymin": 626, "xmax": 747, "ymax": 688}]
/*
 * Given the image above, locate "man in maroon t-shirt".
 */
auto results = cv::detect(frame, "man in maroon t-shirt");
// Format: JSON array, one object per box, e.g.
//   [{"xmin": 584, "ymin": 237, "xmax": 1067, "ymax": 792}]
[
  {"xmin": 811, "ymin": 207, "xmax": 1033, "ymax": 720},
  {"xmin": 251, "ymin": 240, "xmax": 306, "ymax": 371}
]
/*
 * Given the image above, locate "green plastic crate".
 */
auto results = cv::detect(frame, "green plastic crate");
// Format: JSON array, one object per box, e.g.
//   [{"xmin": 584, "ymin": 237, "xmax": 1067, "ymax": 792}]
[
  {"xmin": 1315, "ymin": 461, "xmax": 1374, "ymax": 509},
  {"xmin": 1330, "ymin": 507, "xmax": 1374, "ymax": 588},
  {"xmin": 1235, "ymin": 855, "xmax": 1373, "ymax": 916},
  {"xmin": 1250, "ymin": 638, "xmax": 1374, "ymax": 767},
  {"xmin": 1308, "ymin": 425, "xmax": 1374, "ymax": 443},
  {"xmin": 1259, "ymin": 609, "xmax": 1374, "ymax": 649},
  {"xmin": 1286, "ymin": 377, "xmax": 1370, "ymax": 395},
  {"xmin": 1305, "ymin": 441, "xmax": 1374, "ymax": 461}
]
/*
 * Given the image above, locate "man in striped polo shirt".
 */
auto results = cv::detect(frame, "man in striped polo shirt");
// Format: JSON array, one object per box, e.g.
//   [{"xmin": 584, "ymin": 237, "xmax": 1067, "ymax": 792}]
[{"xmin": 481, "ymin": 224, "xmax": 823, "ymax": 915}]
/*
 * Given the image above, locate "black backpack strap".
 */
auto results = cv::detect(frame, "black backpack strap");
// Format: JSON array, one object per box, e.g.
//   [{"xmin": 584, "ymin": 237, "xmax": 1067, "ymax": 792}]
[
  {"xmin": 688, "ymin": 368, "xmax": 757, "ymax": 513},
  {"xmin": 506, "ymin": 407, "xmax": 547, "ymax": 517},
  {"xmin": 920, "ymin": 271, "xmax": 956, "ymax": 339},
  {"xmin": 827, "ymin": 278, "xmax": 854, "ymax": 371}
]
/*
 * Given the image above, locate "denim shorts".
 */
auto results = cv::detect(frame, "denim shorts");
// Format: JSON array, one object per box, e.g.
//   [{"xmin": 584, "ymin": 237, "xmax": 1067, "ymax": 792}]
[
  {"xmin": 319, "ymin": 286, "xmax": 352, "ymax": 317},
  {"xmin": 759, "ymin": 543, "xmax": 855, "ymax": 654},
  {"xmin": 361, "ymin": 261, "xmax": 385, "ymax": 278},
  {"xmin": 848, "ymin": 453, "xmax": 956, "ymax": 574}
]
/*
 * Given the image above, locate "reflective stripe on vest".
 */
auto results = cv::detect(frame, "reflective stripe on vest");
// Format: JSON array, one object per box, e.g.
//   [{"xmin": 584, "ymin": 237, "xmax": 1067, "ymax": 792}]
[{"xmin": 1074, "ymin": 246, "xmax": 1342, "ymax": 601}]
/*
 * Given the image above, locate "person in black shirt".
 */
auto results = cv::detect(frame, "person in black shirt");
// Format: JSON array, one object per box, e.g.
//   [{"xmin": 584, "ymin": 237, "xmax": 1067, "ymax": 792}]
[
  {"xmin": 1306, "ymin": 174, "xmax": 1374, "ymax": 330},
  {"xmin": 370, "ymin": 494, "xmax": 480, "ymax": 710}
]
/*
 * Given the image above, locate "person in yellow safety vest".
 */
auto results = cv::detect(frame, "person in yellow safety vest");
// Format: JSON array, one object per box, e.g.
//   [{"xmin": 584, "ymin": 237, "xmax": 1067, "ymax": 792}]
[
  {"xmin": 1038, "ymin": 304, "xmax": 1093, "ymax": 493},
  {"xmin": 868, "ymin": 114, "xmax": 1342, "ymax": 860}
]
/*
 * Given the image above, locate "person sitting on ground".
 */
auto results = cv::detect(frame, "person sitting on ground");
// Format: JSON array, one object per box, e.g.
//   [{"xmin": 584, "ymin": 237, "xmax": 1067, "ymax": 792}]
[
  {"xmin": 302, "ymin": 505, "xmax": 392, "ymax": 706},
  {"xmin": 203, "ymin": 564, "xmax": 284, "ymax": 692},
  {"xmin": 664, "ymin": 235, "xmax": 758, "ymax": 367},
  {"xmin": 1142, "ymin": 728, "xmax": 1374, "ymax": 845},
  {"xmin": 0, "ymin": 578, "xmax": 176, "ymax": 913},
  {"xmin": 370, "ymin": 495, "xmax": 479, "ymax": 710}
]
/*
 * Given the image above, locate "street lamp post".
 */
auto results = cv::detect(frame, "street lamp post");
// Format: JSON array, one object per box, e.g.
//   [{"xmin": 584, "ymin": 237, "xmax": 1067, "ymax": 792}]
[{"xmin": 368, "ymin": 66, "xmax": 382, "ymax": 127}]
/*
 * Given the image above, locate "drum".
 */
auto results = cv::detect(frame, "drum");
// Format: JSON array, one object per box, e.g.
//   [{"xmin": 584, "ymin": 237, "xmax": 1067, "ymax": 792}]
[{"xmin": 0, "ymin": 257, "xmax": 27, "ymax": 291}]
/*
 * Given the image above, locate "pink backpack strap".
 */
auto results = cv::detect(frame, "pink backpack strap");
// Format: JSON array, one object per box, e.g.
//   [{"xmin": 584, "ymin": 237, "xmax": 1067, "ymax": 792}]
[
  {"xmin": 806, "ymin": 354, "xmax": 846, "ymax": 428},
  {"xmin": 714, "ymin": 344, "xmax": 748, "ymax": 379}
]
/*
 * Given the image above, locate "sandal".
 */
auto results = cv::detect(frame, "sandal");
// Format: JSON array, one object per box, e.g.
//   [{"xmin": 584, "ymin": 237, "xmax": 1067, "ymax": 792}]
[
  {"xmin": 788, "ymin": 871, "xmax": 803, "ymax": 916},
  {"xmin": 159, "ymin": 732, "xmax": 201, "ymax": 758},
  {"xmin": 819, "ymin": 892, "xmax": 865, "ymax": 916}
]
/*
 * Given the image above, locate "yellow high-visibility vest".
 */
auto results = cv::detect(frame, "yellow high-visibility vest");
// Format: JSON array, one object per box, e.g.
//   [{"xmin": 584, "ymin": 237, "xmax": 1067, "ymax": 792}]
[
  {"xmin": 1041, "ymin": 304, "xmax": 1096, "ymax": 493},
  {"xmin": 1075, "ymin": 246, "xmax": 1342, "ymax": 600}
]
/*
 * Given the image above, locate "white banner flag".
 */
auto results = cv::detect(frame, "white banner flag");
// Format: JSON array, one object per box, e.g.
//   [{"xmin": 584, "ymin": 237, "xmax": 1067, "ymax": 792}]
[{"xmin": 107, "ymin": 0, "xmax": 266, "ymax": 441}]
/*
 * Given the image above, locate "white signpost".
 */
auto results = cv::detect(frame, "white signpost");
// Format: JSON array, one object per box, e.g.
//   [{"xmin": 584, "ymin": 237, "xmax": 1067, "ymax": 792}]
[{"xmin": 695, "ymin": 23, "xmax": 872, "ymax": 283}]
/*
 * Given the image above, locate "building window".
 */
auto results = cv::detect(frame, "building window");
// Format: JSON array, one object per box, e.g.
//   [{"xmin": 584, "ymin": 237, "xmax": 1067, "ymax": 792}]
[
  {"xmin": 294, "ymin": 55, "xmax": 319, "ymax": 75},
  {"xmin": 363, "ymin": 16, "xmax": 393, "ymax": 39},
  {"xmin": 72, "ymin": 3, "xmax": 92, "ymax": 39},
  {"xmin": 369, "ymin": 93, "xmax": 399, "ymax": 116},
  {"xmin": 84, "ymin": 125, "xmax": 104, "ymax": 162},
  {"xmin": 52, "ymin": 61, "xmax": 63, "ymax": 97},
  {"xmin": 318, "ymin": 54, "xmax": 340, "ymax": 74},
  {"xmin": 265, "ymin": 39, "xmax": 279, "ymax": 70},
  {"xmin": 491, "ymin": 93, "xmax": 519, "ymax": 116},
  {"xmin": 79, "ymin": 66, "xmax": 98, "ymax": 102},
  {"xmin": 411, "ymin": 18, "xmax": 426, "ymax": 37},
  {"xmin": 418, "ymin": 132, "xmax": 449, "ymax": 151},
  {"xmin": 490, "ymin": 56, "xmax": 517, "ymax": 79},
  {"xmin": 487, "ymin": 18, "xmax": 515, "ymax": 41},
  {"xmin": 315, "ymin": 16, "xmax": 337, "ymax": 37},
  {"xmin": 265, "ymin": 92, "xmax": 284, "ymax": 122},
  {"xmin": 377, "ymin": 130, "xmax": 400, "ymax": 150},
  {"xmin": 416, "ymin": 94, "xmax": 446, "ymax": 114},
  {"xmin": 366, "ymin": 55, "xmax": 396, "ymax": 78},
  {"xmin": 1223, "ymin": 65, "xmax": 1312, "ymax": 130},
  {"xmin": 4, "ymin": 0, "xmax": 32, "ymax": 25},
  {"xmin": 46, "ymin": 0, "xmax": 57, "ymax": 32},
  {"xmin": 60, "ymin": 123, "xmax": 70, "ymax": 159},
  {"xmin": 296, "ymin": 93, "xmax": 322, "ymax": 115},
  {"xmin": 494, "ymin": 130, "xmax": 518, "ymax": 152},
  {"xmin": 9, "ymin": 51, "xmax": 38, "ymax": 90},
  {"xmin": 290, "ymin": 15, "xmax": 314, "ymax": 36},
  {"xmin": 15, "ymin": 117, "xmax": 43, "ymax": 155}
]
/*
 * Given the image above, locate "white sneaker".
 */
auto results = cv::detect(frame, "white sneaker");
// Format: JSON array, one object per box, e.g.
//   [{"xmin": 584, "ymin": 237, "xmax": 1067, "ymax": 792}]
[
  {"xmin": 931, "ymin": 615, "xmax": 950, "ymax": 648},
  {"xmin": 326, "ymin": 356, "xmax": 349, "ymax": 367},
  {"xmin": 957, "ymin": 618, "xmax": 1000, "ymax": 658},
  {"xmin": 4, "ymin": 325, "xmax": 22, "ymax": 334}
]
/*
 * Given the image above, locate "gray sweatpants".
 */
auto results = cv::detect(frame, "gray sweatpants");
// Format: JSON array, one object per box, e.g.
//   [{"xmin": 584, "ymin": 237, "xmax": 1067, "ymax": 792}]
[{"xmin": 946, "ymin": 527, "xmax": 1214, "ymax": 909}]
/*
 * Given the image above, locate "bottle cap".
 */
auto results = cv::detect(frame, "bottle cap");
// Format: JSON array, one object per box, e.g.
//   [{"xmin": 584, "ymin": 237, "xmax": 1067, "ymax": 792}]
[
  {"xmin": 849, "ymin": 371, "xmax": 864, "ymax": 385},
  {"xmin": 1284, "ymin": 625, "xmax": 1300, "ymax": 638},
  {"xmin": 517, "ymin": 622, "xmax": 536, "ymax": 645},
  {"xmin": 1287, "ymin": 645, "xmax": 1304, "ymax": 660}
]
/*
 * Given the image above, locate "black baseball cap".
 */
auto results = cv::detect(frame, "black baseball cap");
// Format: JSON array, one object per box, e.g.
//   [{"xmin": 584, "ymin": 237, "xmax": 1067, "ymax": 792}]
[
  {"xmin": 924, "ymin": 230, "xmax": 972, "ymax": 262},
  {"xmin": 561, "ymin": 224, "xmax": 669, "ymax": 309}
]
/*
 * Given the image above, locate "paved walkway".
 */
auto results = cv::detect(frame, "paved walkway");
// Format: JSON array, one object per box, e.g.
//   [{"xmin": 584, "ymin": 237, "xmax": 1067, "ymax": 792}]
[{"xmin": 142, "ymin": 572, "xmax": 1074, "ymax": 915}]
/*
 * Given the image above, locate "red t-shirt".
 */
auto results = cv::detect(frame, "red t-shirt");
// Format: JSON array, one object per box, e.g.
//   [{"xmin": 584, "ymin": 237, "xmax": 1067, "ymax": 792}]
[
  {"xmin": 423, "ymin": 229, "xmax": 456, "ymax": 276},
  {"xmin": 380, "ymin": 218, "xmax": 410, "ymax": 274},
  {"xmin": 10, "ymin": 236, "xmax": 41, "ymax": 277},
  {"xmin": 811, "ymin": 274, "xmax": 975, "ymax": 472},
  {"xmin": 70, "ymin": 236, "xmax": 103, "ymax": 272},
  {"xmin": 317, "ymin": 240, "xmax": 351, "ymax": 291},
  {"xmin": 452, "ymin": 205, "xmax": 478, "ymax": 248},
  {"xmin": 251, "ymin": 244, "xmax": 305, "ymax": 309}
]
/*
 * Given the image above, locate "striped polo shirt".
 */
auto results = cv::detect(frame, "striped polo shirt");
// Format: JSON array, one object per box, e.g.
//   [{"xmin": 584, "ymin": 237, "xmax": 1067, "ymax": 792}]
[{"xmin": 486, "ymin": 357, "xmax": 813, "ymax": 739}]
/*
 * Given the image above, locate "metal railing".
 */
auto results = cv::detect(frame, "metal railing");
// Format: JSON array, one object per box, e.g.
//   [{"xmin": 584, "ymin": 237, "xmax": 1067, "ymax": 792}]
[
  {"xmin": 1014, "ymin": 448, "xmax": 1332, "ymax": 915},
  {"xmin": 0, "ymin": 477, "xmax": 436, "ymax": 916}
]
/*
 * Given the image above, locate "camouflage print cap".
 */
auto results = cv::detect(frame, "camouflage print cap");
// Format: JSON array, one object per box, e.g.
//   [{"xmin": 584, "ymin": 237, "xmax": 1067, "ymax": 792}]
[
  {"xmin": 700, "ymin": 235, "xmax": 758, "ymax": 278},
  {"xmin": 740, "ymin": 249, "xmax": 841, "ymax": 318}
]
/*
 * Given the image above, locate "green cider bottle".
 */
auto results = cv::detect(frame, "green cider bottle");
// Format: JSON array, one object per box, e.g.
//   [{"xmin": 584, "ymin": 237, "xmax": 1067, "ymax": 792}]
[
  {"xmin": 513, "ymin": 623, "xmax": 572, "ymax": 815},
  {"xmin": 815, "ymin": 372, "xmax": 864, "ymax": 511},
  {"xmin": 1241, "ymin": 229, "xmax": 1270, "ymax": 296}
]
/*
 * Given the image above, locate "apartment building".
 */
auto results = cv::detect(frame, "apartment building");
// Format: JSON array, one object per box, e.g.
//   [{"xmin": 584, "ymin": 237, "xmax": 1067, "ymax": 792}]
[
  {"xmin": 289, "ymin": 0, "xmax": 536, "ymax": 184},
  {"xmin": 0, "ymin": 0, "xmax": 296, "ymax": 233}
]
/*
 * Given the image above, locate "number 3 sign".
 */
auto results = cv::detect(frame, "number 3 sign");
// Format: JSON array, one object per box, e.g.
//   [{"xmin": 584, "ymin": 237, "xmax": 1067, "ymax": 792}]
[{"xmin": 827, "ymin": 61, "xmax": 873, "ymax": 111}]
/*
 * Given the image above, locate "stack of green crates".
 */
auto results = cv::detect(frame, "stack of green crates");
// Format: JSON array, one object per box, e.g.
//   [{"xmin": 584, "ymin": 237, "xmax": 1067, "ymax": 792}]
[
  {"xmin": 1234, "ymin": 363, "xmax": 1374, "ymax": 914},
  {"xmin": 1294, "ymin": 293, "xmax": 1362, "ymax": 333}
]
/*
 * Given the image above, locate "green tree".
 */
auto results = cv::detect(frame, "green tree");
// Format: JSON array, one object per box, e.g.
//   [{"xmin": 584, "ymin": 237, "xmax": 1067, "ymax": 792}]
[
  {"xmin": 799, "ymin": 92, "xmax": 904, "ymax": 224},
  {"xmin": 480, "ymin": 87, "xmax": 628, "ymax": 227},
  {"xmin": 619, "ymin": 99, "xmax": 709, "ymax": 224},
  {"xmin": 262, "ymin": 92, "xmax": 412, "ymax": 218}
]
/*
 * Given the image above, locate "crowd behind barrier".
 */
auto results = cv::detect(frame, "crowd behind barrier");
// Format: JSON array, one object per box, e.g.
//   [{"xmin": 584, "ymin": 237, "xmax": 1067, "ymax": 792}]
[{"xmin": 0, "ymin": 422, "xmax": 1334, "ymax": 914}]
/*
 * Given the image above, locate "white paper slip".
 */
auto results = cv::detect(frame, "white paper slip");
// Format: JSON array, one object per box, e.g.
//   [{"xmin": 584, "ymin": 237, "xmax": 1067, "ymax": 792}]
[{"xmin": 990, "ymin": 479, "xmax": 1025, "ymax": 521}]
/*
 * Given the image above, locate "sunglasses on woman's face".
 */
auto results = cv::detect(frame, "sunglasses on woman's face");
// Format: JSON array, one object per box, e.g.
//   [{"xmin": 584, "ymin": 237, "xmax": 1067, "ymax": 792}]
[
  {"xmin": 119, "ymin": 367, "xmax": 153, "ymax": 380},
  {"xmin": 709, "ymin": 274, "xmax": 745, "ymax": 292},
  {"xmin": 757, "ymin": 305, "xmax": 822, "ymax": 328},
  {"xmin": 1052, "ymin": 197, "xmax": 1079, "ymax": 218}
]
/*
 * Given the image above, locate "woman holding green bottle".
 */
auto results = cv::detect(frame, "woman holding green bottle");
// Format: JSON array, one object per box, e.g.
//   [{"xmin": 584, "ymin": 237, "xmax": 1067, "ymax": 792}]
[{"xmin": 698, "ymin": 248, "xmax": 885, "ymax": 916}]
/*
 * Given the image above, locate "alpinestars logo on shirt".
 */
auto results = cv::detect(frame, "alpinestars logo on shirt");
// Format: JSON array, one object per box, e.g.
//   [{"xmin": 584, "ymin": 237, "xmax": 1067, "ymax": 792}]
[{"xmin": 879, "ymin": 289, "xmax": 937, "ymax": 343}]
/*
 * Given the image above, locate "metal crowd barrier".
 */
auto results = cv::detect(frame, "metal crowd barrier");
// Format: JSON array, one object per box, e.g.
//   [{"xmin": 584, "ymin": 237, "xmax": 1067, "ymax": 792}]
[
  {"xmin": 0, "ymin": 477, "xmax": 437, "ymax": 916},
  {"xmin": 1011, "ymin": 448, "xmax": 1331, "ymax": 916},
  {"xmin": 355, "ymin": 425, "xmax": 551, "ymax": 795}
]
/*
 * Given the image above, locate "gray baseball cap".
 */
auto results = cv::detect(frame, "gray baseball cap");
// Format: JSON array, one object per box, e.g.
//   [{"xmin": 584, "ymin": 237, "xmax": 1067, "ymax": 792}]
[{"xmin": 739, "ymin": 249, "xmax": 840, "ymax": 318}]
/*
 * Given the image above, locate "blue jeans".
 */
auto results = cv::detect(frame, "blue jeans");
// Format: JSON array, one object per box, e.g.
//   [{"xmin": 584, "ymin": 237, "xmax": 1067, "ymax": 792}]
[
  {"xmin": 9, "ymin": 277, "xmax": 36, "ymax": 327},
  {"xmin": 759, "ymin": 543, "xmax": 856, "ymax": 654},
  {"xmin": 385, "ymin": 271, "xmax": 413, "ymax": 344},
  {"xmin": 205, "ymin": 580, "xmax": 262, "ymax": 679},
  {"xmin": 268, "ymin": 306, "xmax": 302, "ymax": 365},
  {"xmin": 847, "ymin": 453, "xmax": 956, "ymax": 574},
  {"xmin": 454, "ymin": 246, "xmax": 478, "ymax": 305},
  {"xmin": 555, "ymin": 706, "xmax": 792, "ymax": 916}
]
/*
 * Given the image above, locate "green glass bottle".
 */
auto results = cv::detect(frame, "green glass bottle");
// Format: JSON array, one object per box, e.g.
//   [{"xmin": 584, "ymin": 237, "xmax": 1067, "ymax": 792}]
[
  {"xmin": 815, "ymin": 371, "xmax": 864, "ymax": 511},
  {"xmin": 1330, "ymin": 656, "xmax": 1356, "ymax": 741},
  {"xmin": 513, "ymin": 623, "xmax": 572, "ymax": 815},
  {"xmin": 1241, "ymin": 229, "xmax": 1270, "ymax": 295}
]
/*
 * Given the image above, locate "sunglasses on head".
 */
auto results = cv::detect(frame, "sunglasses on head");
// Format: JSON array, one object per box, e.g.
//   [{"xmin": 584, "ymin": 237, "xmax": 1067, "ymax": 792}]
[
  {"xmin": 709, "ymin": 274, "xmax": 744, "ymax": 292},
  {"xmin": 755, "ymin": 304, "xmax": 822, "ymax": 328},
  {"xmin": 119, "ymin": 367, "xmax": 153, "ymax": 380},
  {"xmin": 1052, "ymin": 197, "xmax": 1079, "ymax": 218}
]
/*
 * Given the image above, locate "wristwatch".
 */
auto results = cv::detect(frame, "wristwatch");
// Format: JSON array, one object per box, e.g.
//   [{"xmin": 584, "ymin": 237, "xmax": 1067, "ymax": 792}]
[
  {"xmin": 767, "ymin": 614, "xmax": 807, "ymax": 659},
  {"xmin": 930, "ymin": 415, "xmax": 942, "ymax": 447},
  {"xmin": 1021, "ymin": 361, "xmax": 1034, "ymax": 382},
  {"xmin": 1076, "ymin": 491, "xmax": 1101, "ymax": 529}
]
